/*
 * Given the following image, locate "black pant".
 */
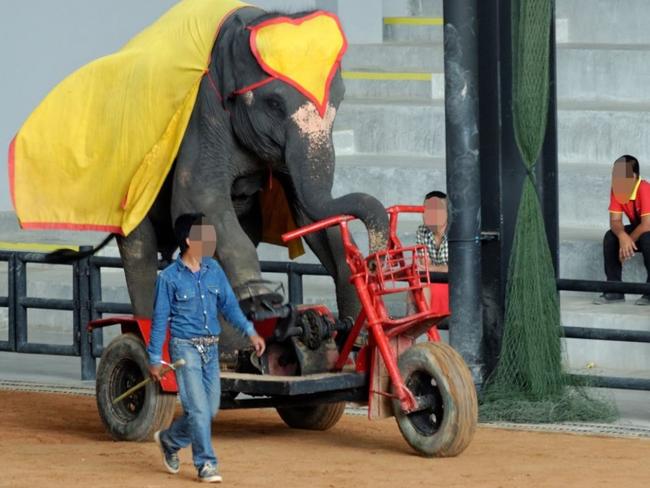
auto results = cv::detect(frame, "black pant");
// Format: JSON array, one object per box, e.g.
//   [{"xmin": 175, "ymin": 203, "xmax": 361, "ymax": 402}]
[{"xmin": 603, "ymin": 224, "xmax": 650, "ymax": 282}]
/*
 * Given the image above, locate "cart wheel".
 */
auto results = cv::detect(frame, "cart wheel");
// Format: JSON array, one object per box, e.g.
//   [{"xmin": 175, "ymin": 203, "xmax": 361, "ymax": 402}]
[
  {"xmin": 276, "ymin": 402, "xmax": 346, "ymax": 431},
  {"xmin": 96, "ymin": 333, "xmax": 176, "ymax": 441},
  {"xmin": 392, "ymin": 342, "xmax": 477, "ymax": 457}
]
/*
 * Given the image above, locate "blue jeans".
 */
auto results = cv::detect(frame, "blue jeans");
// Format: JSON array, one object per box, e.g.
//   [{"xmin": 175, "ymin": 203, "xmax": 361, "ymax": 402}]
[{"xmin": 162, "ymin": 338, "xmax": 221, "ymax": 469}]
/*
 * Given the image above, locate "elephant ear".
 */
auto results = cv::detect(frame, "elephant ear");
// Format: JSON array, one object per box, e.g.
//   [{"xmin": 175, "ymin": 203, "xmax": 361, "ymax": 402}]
[
  {"xmin": 217, "ymin": 13, "xmax": 263, "ymax": 108},
  {"xmin": 249, "ymin": 11, "xmax": 347, "ymax": 116}
]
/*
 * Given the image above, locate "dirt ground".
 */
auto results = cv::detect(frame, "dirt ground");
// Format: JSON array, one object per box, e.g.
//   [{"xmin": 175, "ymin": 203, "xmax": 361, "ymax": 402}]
[{"xmin": 1, "ymin": 391, "xmax": 649, "ymax": 488}]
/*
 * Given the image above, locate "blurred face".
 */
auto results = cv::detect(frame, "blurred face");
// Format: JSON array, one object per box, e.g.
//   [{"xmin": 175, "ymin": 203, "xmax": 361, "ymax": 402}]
[
  {"xmin": 611, "ymin": 161, "xmax": 638, "ymax": 204},
  {"xmin": 186, "ymin": 224, "xmax": 217, "ymax": 258},
  {"xmin": 423, "ymin": 197, "xmax": 447, "ymax": 233}
]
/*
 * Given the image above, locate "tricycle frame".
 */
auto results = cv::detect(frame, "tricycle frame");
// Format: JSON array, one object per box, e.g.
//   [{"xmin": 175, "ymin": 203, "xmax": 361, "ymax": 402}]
[{"xmin": 282, "ymin": 205, "xmax": 449, "ymax": 414}]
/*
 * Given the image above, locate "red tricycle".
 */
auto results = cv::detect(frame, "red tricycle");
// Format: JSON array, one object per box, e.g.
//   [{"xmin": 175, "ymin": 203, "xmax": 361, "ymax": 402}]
[{"xmin": 90, "ymin": 205, "xmax": 477, "ymax": 457}]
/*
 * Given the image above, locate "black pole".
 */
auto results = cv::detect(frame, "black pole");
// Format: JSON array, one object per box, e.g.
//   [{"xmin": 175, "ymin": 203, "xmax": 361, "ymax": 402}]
[
  {"xmin": 288, "ymin": 270, "xmax": 303, "ymax": 305},
  {"xmin": 539, "ymin": 1, "xmax": 560, "ymax": 273},
  {"xmin": 8, "ymin": 254, "xmax": 17, "ymax": 352},
  {"xmin": 89, "ymin": 260, "xmax": 104, "ymax": 358},
  {"xmin": 77, "ymin": 246, "xmax": 95, "ymax": 381},
  {"xmin": 14, "ymin": 256, "xmax": 27, "ymax": 350},
  {"xmin": 443, "ymin": 0, "xmax": 483, "ymax": 383},
  {"xmin": 477, "ymin": 0, "xmax": 504, "ymax": 376}
]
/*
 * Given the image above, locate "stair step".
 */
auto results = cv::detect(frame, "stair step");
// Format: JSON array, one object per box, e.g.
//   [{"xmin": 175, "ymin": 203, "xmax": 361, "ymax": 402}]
[
  {"xmin": 343, "ymin": 42, "xmax": 650, "ymax": 102},
  {"xmin": 383, "ymin": 21, "xmax": 443, "ymax": 43},
  {"xmin": 559, "ymin": 227, "xmax": 647, "ymax": 282},
  {"xmin": 334, "ymin": 154, "xmax": 445, "ymax": 208},
  {"xmin": 561, "ymin": 294, "xmax": 650, "ymax": 371},
  {"xmin": 558, "ymin": 101, "xmax": 650, "ymax": 166},
  {"xmin": 343, "ymin": 70, "xmax": 444, "ymax": 100},
  {"xmin": 384, "ymin": 16, "xmax": 442, "ymax": 25},
  {"xmin": 557, "ymin": 0, "xmax": 650, "ymax": 45},
  {"xmin": 558, "ymin": 163, "xmax": 610, "ymax": 228},
  {"xmin": 335, "ymin": 98, "xmax": 650, "ymax": 162},
  {"xmin": 343, "ymin": 43, "xmax": 443, "ymax": 73},
  {"xmin": 557, "ymin": 45, "xmax": 650, "ymax": 103},
  {"xmin": 383, "ymin": 1, "xmax": 442, "ymax": 18},
  {"xmin": 334, "ymin": 98, "xmax": 445, "ymax": 157},
  {"xmin": 382, "ymin": 16, "xmax": 568, "ymax": 44}
]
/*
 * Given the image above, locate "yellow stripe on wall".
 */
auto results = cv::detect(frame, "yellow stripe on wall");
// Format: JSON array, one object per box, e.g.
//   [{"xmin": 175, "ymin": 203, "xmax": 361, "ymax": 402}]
[
  {"xmin": 383, "ymin": 17, "xmax": 443, "ymax": 26},
  {"xmin": 0, "ymin": 242, "xmax": 80, "ymax": 253},
  {"xmin": 342, "ymin": 71, "xmax": 432, "ymax": 81}
]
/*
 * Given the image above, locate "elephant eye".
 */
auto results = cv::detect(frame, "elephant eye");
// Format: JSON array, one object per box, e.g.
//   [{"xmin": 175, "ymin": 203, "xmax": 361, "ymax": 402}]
[{"xmin": 265, "ymin": 96, "xmax": 284, "ymax": 115}]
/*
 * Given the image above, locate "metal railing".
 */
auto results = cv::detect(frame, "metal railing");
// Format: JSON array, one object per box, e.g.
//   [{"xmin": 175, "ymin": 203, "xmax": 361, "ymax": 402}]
[
  {"xmin": 0, "ymin": 247, "xmax": 331, "ymax": 380},
  {"xmin": 0, "ymin": 249, "xmax": 86, "ymax": 359},
  {"xmin": 1, "ymin": 248, "xmax": 648, "ymax": 390},
  {"xmin": 557, "ymin": 278, "xmax": 650, "ymax": 391}
]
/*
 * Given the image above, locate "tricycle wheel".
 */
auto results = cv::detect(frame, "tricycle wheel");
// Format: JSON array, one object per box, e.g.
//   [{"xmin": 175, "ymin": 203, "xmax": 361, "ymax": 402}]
[
  {"xmin": 96, "ymin": 333, "xmax": 176, "ymax": 441},
  {"xmin": 276, "ymin": 402, "xmax": 346, "ymax": 431},
  {"xmin": 392, "ymin": 342, "xmax": 477, "ymax": 457}
]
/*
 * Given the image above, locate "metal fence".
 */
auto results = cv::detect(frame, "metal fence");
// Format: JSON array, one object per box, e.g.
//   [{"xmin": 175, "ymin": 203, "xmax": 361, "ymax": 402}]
[
  {"xmin": 1, "ymin": 249, "xmax": 649, "ymax": 389},
  {"xmin": 0, "ymin": 247, "xmax": 329, "ymax": 380},
  {"xmin": 557, "ymin": 278, "xmax": 650, "ymax": 391}
]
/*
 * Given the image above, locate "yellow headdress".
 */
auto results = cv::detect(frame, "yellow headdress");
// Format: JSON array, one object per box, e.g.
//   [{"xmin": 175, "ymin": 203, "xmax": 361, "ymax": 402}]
[{"xmin": 246, "ymin": 11, "xmax": 347, "ymax": 116}]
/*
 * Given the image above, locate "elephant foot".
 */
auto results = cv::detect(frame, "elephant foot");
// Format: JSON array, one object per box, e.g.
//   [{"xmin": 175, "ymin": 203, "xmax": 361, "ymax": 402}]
[{"xmin": 235, "ymin": 280, "xmax": 284, "ymax": 317}]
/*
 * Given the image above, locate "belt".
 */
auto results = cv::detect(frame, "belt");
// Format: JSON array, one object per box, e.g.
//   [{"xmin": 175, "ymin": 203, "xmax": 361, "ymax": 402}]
[
  {"xmin": 189, "ymin": 335, "xmax": 219, "ymax": 346},
  {"xmin": 172, "ymin": 335, "xmax": 220, "ymax": 346}
]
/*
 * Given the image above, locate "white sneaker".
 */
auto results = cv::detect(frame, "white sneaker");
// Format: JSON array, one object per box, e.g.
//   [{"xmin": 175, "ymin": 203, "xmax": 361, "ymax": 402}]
[{"xmin": 198, "ymin": 463, "xmax": 222, "ymax": 483}]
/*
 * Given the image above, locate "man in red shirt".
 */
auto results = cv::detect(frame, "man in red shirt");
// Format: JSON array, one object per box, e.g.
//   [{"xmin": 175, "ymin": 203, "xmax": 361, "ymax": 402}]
[{"xmin": 594, "ymin": 155, "xmax": 650, "ymax": 305}]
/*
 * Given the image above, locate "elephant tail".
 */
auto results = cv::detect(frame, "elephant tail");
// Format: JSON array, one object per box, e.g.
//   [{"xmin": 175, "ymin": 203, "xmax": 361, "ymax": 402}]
[{"xmin": 45, "ymin": 234, "xmax": 117, "ymax": 263}]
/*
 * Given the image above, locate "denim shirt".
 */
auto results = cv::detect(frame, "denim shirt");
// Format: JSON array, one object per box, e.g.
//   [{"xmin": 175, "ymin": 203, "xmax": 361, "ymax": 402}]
[{"xmin": 147, "ymin": 256, "xmax": 255, "ymax": 365}]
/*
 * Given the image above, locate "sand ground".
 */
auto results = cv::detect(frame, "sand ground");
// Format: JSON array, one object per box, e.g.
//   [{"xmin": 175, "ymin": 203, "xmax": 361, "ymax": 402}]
[{"xmin": 2, "ymin": 391, "xmax": 649, "ymax": 488}]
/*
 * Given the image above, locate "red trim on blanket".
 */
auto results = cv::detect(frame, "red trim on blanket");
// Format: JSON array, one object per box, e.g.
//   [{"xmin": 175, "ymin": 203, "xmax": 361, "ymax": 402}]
[
  {"xmin": 206, "ymin": 70, "xmax": 223, "ymax": 102},
  {"xmin": 233, "ymin": 76, "xmax": 274, "ymax": 95},
  {"xmin": 21, "ymin": 221, "xmax": 124, "ymax": 235},
  {"xmin": 248, "ymin": 11, "xmax": 348, "ymax": 117}
]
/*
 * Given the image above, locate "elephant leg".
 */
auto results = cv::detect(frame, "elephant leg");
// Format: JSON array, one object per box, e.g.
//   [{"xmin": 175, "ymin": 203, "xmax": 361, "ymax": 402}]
[
  {"xmin": 116, "ymin": 217, "xmax": 160, "ymax": 318},
  {"xmin": 196, "ymin": 194, "xmax": 280, "ymax": 307},
  {"xmin": 218, "ymin": 199, "xmax": 263, "ymax": 354},
  {"xmin": 293, "ymin": 208, "xmax": 360, "ymax": 321},
  {"xmin": 237, "ymin": 195, "xmax": 263, "ymax": 247}
]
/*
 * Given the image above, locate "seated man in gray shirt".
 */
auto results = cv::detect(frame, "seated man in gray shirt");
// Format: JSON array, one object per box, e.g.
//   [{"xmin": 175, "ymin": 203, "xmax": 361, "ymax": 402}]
[{"xmin": 416, "ymin": 190, "xmax": 448, "ymax": 272}]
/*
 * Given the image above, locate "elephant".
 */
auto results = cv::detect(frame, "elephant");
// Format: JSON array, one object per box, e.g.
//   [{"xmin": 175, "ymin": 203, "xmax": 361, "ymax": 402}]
[
  {"xmin": 92, "ymin": 7, "xmax": 391, "ymax": 353},
  {"xmin": 9, "ymin": 5, "xmax": 392, "ymax": 357},
  {"xmin": 7, "ymin": 2, "xmax": 391, "ymax": 441}
]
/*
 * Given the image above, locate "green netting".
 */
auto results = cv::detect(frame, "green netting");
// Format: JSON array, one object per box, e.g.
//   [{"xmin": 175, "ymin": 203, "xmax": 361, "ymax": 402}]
[{"xmin": 479, "ymin": 0, "xmax": 617, "ymax": 423}]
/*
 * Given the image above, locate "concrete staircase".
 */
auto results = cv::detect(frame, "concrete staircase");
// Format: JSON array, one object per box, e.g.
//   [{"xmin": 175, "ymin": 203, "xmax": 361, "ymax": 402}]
[{"xmin": 333, "ymin": 0, "xmax": 650, "ymax": 373}]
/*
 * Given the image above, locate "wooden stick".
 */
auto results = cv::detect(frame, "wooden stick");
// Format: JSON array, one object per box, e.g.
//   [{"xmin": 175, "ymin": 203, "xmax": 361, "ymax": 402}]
[{"xmin": 112, "ymin": 358, "xmax": 186, "ymax": 404}]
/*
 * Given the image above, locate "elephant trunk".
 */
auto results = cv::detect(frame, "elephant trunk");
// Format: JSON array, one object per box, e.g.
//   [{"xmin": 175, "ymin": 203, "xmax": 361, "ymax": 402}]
[{"xmin": 285, "ymin": 106, "xmax": 389, "ymax": 252}]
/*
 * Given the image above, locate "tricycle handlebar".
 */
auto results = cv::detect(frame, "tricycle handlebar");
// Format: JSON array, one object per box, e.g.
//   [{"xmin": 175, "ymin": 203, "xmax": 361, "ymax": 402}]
[
  {"xmin": 386, "ymin": 205, "xmax": 424, "ymax": 215},
  {"xmin": 282, "ymin": 215, "xmax": 356, "ymax": 242},
  {"xmin": 281, "ymin": 206, "xmax": 425, "ymax": 245}
]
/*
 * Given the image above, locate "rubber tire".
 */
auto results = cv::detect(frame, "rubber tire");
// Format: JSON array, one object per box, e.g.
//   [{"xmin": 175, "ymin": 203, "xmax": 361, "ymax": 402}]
[
  {"xmin": 392, "ymin": 342, "xmax": 478, "ymax": 457},
  {"xmin": 96, "ymin": 333, "xmax": 176, "ymax": 441},
  {"xmin": 276, "ymin": 402, "xmax": 346, "ymax": 431}
]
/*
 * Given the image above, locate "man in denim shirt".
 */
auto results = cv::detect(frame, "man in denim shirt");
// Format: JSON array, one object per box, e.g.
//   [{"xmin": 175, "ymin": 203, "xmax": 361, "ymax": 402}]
[{"xmin": 148, "ymin": 213, "xmax": 265, "ymax": 483}]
